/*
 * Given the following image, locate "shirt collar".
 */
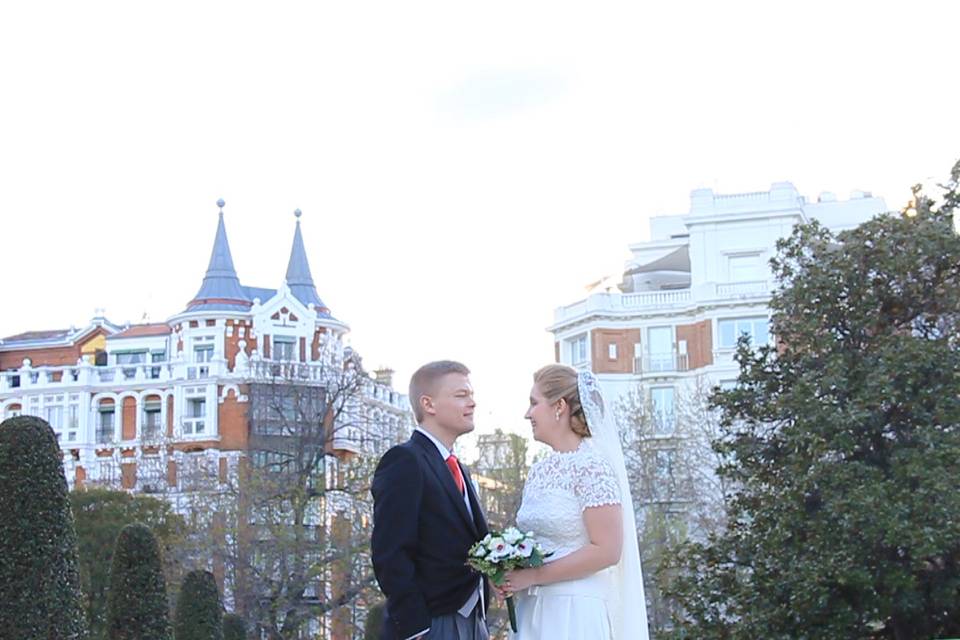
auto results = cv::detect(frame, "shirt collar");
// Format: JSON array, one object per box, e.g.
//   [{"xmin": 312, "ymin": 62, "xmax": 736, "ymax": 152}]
[{"xmin": 415, "ymin": 426, "xmax": 453, "ymax": 459}]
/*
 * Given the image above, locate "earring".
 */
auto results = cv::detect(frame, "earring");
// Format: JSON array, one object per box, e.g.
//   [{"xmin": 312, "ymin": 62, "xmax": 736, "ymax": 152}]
[{"xmin": 555, "ymin": 410, "xmax": 561, "ymax": 421}]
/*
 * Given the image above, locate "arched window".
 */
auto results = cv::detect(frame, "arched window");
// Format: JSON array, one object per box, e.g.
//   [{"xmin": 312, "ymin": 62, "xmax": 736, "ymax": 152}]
[{"xmin": 96, "ymin": 398, "xmax": 115, "ymax": 444}]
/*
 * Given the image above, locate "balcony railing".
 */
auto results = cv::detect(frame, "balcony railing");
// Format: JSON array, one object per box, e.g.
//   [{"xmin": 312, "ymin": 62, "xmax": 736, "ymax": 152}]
[
  {"xmin": 553, "ymin": 281, "xmax": 772, "ymax": 326},
  {"xmin": 715, "ymin": 280, "xmax": 769, "ymax": 298},
  {"xmin": 96, "ymin": 426, "xmax": 114, "ymax": 444},
  {"xmin": 634, "ymin": 352, "xmax": 689, "ymax": 375},
  {"xmin": 0, "ymin": 360, "xmax": 228, "ymax": 393}
]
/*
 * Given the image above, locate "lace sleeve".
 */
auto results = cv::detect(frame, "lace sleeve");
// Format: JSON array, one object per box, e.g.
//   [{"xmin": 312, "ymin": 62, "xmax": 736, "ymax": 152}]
[{"xmin": 574, "ymin": 451, "xmax": 621, "ymax": 510}]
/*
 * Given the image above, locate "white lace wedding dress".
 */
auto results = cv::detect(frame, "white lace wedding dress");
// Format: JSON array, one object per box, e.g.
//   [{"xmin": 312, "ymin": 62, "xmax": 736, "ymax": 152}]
[{"xmin": 513, "ymin": 439, "xmax": 622, "ymax": 639}]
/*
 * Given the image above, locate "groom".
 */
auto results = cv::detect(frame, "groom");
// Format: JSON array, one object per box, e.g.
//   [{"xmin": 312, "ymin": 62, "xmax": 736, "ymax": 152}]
[{"xmin": 371, "ymin": 360, "xmax": 490, "ymax": 640}]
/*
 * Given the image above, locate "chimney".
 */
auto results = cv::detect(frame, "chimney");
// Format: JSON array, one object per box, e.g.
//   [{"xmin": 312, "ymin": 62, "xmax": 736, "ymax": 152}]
[{"xmin": 373, "ymin": 368, "xmax": 395, "ymax": 387}]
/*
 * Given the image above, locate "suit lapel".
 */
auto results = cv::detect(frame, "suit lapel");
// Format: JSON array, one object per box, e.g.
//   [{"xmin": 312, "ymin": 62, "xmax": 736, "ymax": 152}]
[
  {"xmin": 460, "ymin": 464, "xmax": 488, "ymax": 536},
  {"xmin": 411, "ymin": 432, "xmax": 479, "ymax": 536}
]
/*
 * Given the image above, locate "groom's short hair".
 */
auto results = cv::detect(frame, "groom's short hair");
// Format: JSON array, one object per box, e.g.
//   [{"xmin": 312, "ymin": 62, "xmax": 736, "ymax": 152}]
[{"xmin": 409, "ymin": 360, "xmax": 471, "ymax": 422}]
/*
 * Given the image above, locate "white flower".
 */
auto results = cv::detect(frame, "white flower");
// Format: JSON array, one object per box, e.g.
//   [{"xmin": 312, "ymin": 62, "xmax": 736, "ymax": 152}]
[
  {"xmin": 489, "ymin": 540, "xmax": 516, "ymax": 561},
  {"xmin": 502, "ymin": 528, "xmax": 523, "ymax": 544},
  {"xmin": 472, "ymin": 545, "xmax": 487, "ymax": 558},
  {"xmin": 481, "ymin": 533, "xmax": 492, "ymax": 545},
  {"xmin": 515, "ymin": 540, "xmax": 534, "ymax": 558},
  {"xmin": 486, "ymin": 536, "xmax": 505, "ymax": 552}
]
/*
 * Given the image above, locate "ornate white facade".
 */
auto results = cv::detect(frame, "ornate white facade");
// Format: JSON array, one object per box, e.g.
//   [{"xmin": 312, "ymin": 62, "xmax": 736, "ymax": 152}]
[{"xmin": 0, "ymin": 202, "xmax": 414, "ymax": 497}]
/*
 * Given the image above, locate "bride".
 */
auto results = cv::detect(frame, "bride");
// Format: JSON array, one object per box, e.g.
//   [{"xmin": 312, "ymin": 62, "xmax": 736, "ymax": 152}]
[{"xmin": 503, "ymin": 365, "xmax": 648, "ymax": 640}]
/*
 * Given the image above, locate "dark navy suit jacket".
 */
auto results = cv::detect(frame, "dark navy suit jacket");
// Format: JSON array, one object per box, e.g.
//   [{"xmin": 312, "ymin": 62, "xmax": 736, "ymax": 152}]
[{"xmin": 371, "ymin": 430, "xmax": 490, "ymax": 640}]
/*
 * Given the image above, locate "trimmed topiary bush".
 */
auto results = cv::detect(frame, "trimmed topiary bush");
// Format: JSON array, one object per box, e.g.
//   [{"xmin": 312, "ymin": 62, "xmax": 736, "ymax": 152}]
[
  {"xmin": 0, "ymin": 415, "xmax": 87, "ymax": 639},
  {"xmin": 222, "ymin": 613, "xmax": 246, "ymax": 640},
  {"xmin": 363, "ymin": 601, "xmax": 386, "ymax": 640},
  {"xmin": 107, "ymin": 523, "xmax": 171, "ymax": 639},
  {"xmin": 174, "ymin": 569, "xmax": 223, "ymax": 640}
]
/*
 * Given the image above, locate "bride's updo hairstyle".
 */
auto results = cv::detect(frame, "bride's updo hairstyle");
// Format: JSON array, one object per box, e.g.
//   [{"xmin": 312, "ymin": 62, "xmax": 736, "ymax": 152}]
[{"xmin": 533, "ymin": 364, "xmax": 591, "ymax": 438}]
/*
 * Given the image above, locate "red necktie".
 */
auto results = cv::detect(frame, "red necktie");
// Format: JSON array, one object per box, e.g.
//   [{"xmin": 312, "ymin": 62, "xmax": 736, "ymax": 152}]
[{"xmin": 446, "ymin": 454, "xmax": 465, "ymax": 495}]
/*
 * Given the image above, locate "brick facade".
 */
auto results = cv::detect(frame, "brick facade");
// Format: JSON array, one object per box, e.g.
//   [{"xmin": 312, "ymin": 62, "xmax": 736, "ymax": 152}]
[
  {"xmin": 591, "ymin": 328, "xmax": 642, "ymax": 374},
  {"xmin": 676, "ymin": 320, "xmax": 713, "ymax": 370}
]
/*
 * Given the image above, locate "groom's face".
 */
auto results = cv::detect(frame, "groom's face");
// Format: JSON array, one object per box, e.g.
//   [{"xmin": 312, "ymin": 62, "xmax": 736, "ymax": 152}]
[{"xmin": 426, "ymin": 373, "xmax": 476, "ymax": 436}]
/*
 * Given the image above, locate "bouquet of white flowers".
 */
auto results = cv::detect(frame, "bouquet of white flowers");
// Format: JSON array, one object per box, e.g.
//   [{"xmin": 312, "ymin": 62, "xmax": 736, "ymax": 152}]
[{"xmin": 466, "ymin": 527, "xmax": 549, "ymax": 633}]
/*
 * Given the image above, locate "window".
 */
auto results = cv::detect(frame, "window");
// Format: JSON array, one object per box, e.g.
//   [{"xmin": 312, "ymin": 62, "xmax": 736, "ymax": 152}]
[
  {"xmin": 567, "ymin": 334, "xmax": 588, "ymax": 365},
  {"xmin": 607, "ymin": 343, "xmax": 618, "ymax": 360},
  {"xmin": 718, "ymin": 316, "xmax": 770, "ymax": 349},
  {"xmin": 184, "ymin": 396, "xmax": 206, "ymax": 435},
  {"xmin": 44, "ymin": 394, "xmax": 64, "ymax": 429},
  {"xmin": 142, "ymin": 400, "xmax": 162, "ymax": 439},
  {"xmin": 194, "ymin": 344, "xmax": 214, "ymax": 363},
  {"xmin": 115, "ymin": 351, "xmax": 146, "ymax": 365},
  {"xmin": 97, "ymin": 407, "xmax": 115, "ymax": 443},
  {"xmin": 728, "ymin": 253, "xmax": 762, "ymax": 282},
  {"xmin": 116, "ymin": 351, "xmax": 146, "ymax": 380},
  {"xmin": 150, "ymin": 351, "xmax": 165, "ymax": 379},
  {"xmin": 651, "ymin": 387, "xmax": 675, "ymax": 435},
  {"xmin": 647, "ymin": 327, "xmax": 675, "ymax": 372},
  {"xmin": 66, "ymin": 398, "xmax": 79, "ymax": 443},
  {"xmin": 274, "ymin": 336, "xmax": 296, "ymax": 361},
  {"xmin": 190, "ymin": 337, "xmax": 215, "ymax": 379}
]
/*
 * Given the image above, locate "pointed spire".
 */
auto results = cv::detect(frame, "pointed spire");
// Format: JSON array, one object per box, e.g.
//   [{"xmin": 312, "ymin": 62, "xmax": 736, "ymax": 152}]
[
  {"xmin": 187, "ymin": 200, "xmax": 251, "ymax": 311},
  {"xmin": 285, "ymin": 209, "xmax": 328, "ymax": 312}
]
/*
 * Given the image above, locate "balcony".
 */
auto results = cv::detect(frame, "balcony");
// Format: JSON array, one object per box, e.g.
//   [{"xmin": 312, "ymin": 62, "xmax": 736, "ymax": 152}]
[
  {"xmin": 552, "ymin": 281, "xmax": 773, "ymax": 328},
  {"xmin": 96, "ymin": 425, "xmax": 114, "ymax": 444},
  {"xmin": 248, "ymin": 360, "xmax": 332, "ymax": 384},
  {"xmin": 554, "ymin": 290, "xmax": 693, "ymax": 325},
  {"xmin": 634, "ymin": 352, "xmax": 689, "ymax": 375},
  {"xmin": 714, "ymin": 280, "xmax": 770, "ymax": 298}
]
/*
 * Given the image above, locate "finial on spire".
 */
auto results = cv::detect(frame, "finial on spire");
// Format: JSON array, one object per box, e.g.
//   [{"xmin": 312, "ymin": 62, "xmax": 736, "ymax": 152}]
[
  {"xmin": 294, "ymin": 208, "xmax": 302, "ymax": 219},
  {"xmin": 217, "ymin": 198, "xmax": 225, "ymax": 213}
]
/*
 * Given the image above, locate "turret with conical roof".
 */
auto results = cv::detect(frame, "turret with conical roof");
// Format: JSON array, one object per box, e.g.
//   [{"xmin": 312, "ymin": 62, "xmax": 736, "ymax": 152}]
[
  {"xmin": 186, "ymin": 199, "xmax": 252, "ymax": 312},
  {"xmin": 285, "ymin": 209, "xmax": 329, "ymax": 314}
]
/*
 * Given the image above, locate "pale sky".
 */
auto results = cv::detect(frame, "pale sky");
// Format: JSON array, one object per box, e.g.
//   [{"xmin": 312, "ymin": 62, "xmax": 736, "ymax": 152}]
[{"xmin": 2, "ymin": 2, "xmax": 958, "ymax": 442}]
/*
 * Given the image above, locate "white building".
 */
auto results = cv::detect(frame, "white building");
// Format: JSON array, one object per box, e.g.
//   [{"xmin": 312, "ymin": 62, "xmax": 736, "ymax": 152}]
[{"xmin": 550, "ymin": 182, "xmax": 887, "ymax": 435}]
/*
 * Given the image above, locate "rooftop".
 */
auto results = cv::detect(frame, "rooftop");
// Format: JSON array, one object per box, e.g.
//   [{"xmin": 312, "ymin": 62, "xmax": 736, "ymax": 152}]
[{"xmin": 110, "ymin": 324, "xmax": 172, "ymax": 339}]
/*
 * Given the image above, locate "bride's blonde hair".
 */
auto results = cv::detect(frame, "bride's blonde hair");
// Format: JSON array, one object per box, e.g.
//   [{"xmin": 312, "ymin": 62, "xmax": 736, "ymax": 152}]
[{"xmin": 533, "ymin": 364, "xmax": 591, "ymax": 438}]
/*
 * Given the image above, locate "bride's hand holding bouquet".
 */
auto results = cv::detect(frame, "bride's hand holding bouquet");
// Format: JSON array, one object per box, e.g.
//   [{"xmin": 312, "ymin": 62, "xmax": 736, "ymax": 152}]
[{"xmin": 466, "ymin": 527, "xmax": 549, "ymax": 633}]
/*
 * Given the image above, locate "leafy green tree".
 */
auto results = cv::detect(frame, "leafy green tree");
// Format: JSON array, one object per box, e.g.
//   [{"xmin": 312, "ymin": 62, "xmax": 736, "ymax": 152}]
[
  {"xmin": 222, "ymin": 613, "xmax": 246, "ymax": 640},
  {"xmin": 0, "ymin": 415, "xmax": 88, "ymax": 639},
  {"xmin": 665, "ymin": 161, "xmax": 960, "ymax": 639},
  {"xmin": 174, "ymin": 570, "xmax": 223, "ymax": 640},
  {"xmin": 71, "ymin": 488, "xmax": 186, "ymax": 638},
  {"xmin": 107, "ymin": 523, "xmax": 170, "ymax": 639}
]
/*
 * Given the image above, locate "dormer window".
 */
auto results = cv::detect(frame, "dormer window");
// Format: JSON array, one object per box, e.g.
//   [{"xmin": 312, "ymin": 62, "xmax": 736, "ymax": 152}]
[{"xmin": 274, "ymin": 336, "xmax": 296, "ymax": 361}]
